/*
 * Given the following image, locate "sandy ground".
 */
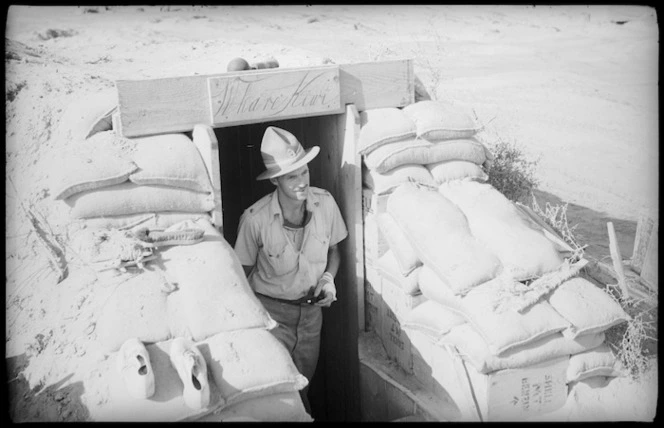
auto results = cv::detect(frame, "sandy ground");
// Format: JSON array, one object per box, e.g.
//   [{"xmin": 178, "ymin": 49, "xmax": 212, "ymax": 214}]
[{"xmin": 4, "ymin": 5, "xmax": 658, "ymax": 422}]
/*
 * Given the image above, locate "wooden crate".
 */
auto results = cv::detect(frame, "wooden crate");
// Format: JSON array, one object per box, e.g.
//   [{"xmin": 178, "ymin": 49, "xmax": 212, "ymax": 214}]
[
  {"xmin": 364, "ymin": 263, "xmax": 383, "ymax": 333},
  {"xmin": 408, "ymin": 330, "xmax": 569, "ymax": 422},
  {"xmin": 358, "ymin": 331, "xmax": 458, "ymax": 422},
  {"xmin": 379, "ymin": 267, "xmax": 427, "ymax": 320},
  {"xmin": 363, "ymin": 211, "xmax": 389, "ymax": 263}
]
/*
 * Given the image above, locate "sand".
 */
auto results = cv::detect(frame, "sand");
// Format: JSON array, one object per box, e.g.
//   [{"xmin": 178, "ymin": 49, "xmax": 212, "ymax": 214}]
[{"xmin": 5, "ymin": 5, "xmax": 658, "ymax": 422}]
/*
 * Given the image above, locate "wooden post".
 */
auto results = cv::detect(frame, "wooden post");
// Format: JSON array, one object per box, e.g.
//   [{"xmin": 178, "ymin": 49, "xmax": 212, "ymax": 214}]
[
  {"xmin": 607, "ymin": 221, "xmax": 630, "ymax": 298},
  {"xmin": 192, "ymin": 124, "xmax": 223, "ymax": 231}
]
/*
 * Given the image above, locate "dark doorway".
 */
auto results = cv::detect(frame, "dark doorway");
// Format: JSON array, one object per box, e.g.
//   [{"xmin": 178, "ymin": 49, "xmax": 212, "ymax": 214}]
[{"xmin": 213, "ymin": 113, "xmax": 360, "ymax": 421}]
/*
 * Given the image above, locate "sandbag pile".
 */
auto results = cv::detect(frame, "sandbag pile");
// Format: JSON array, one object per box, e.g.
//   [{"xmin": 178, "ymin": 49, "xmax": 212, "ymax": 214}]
[
  {"xmin": 54, "ymin": 131, "xmax": 214, "ymax": 233},
  {"xmin": 358, "ymin": 100, "xmax": 630, "ymax": 420},
  {"xmin": 359, "ymin": 100, "xmax": 492, "ymax": 195},
  {"xmin": 52, "ymin": 114, "xmax": 310, "ymax": 420}
]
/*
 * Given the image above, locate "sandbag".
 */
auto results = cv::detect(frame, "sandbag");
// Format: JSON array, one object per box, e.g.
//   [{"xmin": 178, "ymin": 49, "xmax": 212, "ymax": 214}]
[
  {"xmin": 438, "ymin": 180, "xmax": 565, "ymax": 281},
  {"xmin": 548, "ymin": 277, "xmax": 631, "ymax": 339},
  {"xmin": 196, "ymin": 392, "xmax": 313, "ymax": 422},
  {"xmin": 130, "ymin": 133, "xmax": 213, "ymax": 193},
  {"xmin": 387, "ymin": 183, "xmax": 502, "ymax": 294},
  {"xmin": 358, "ymin": 107, "xmax": 416, "ymax": 155},
  {"xmin": 377, "ymin": 213, "xmax": 421, "ymax": 276},
  {"xmin": 200, "ymin": 329, "xmax": 309, "ymax": 408},
  {"xmin": 66, "ymin": 181, "xmax": 215, "ymax": 219},
  {"xmin": 566, "ymin": 343, "xmax": 623, "ymax": 383},
  {"xmin": 362, "ymin": 163, "xmax": 436, "ymax": 195},
  {"xmin": 426, "ymin": 160, "xmax": 488, "ymax": 184},
  {"xmin": 51, "ymin": 146, "xmax": 137, "ymax": 200},
  {"xmin": 56, "ymin": 88, "xmax": 118, "ymax": 142},
  {"xmin": 376, "ymin": 250, "xmax": 422, "ymax": 295},
  {"xmin": 96, "ymin": 269, "xmax": 173, "ymax": 354},
  {"xmin": 418, "ymin": 265, "xmax": 570, "ymax": 356},
  {"xmin": 402, "ymin": 100, "xmax": 481, "ymax": 141},
  {"xmin": 364, "ymin": 137, "xmax": 487, "ymax": 174},
  {"xmin": 442, "ymin": 323, "xmax": 605, "ymax": 374},
  {"xmin": 402, "ymin": 300, "xmax": 465, "ymax": 340},
  {"xmin": 161, "ymin": 218, "xmax": 276, "ymax": 342},
  {"xmin": 81, "ymin": 212, "xmax": 212, "ymax": 232}
]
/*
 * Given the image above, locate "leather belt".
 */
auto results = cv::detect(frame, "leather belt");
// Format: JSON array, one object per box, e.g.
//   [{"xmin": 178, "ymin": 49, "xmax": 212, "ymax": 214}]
[{"xmin": 255, "ymin": 290, "xmax": 324, "ymax": 306}]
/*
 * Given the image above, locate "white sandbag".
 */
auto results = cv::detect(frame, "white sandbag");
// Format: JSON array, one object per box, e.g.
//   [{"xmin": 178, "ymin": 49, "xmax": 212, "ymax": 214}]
[
  {"xmin": 548, "ymin": 277, "xmax": 631, "ymax": 339},
  {"xmin": 377, "ymin": 213, "xmax": 421, "ymax": 276},
  {"xmin": 196, "ymin": 392, "xmax": 313, "ymax": 422},
  {"xmin": 442, "ymin": 323, "xmax": 605, "ymax": 374},
  {"xmin": 51, "ymin": 146, "xmax": 137, "ymax": 200},
  {"xmin": 66, "ymin": 182, "xmax": 215, "ymax": 219},
  {"xmin": 162, "ymin": 218, "xmax": 276, "ymax": 342},
  {"xmin": 566, "ymin": 343, "xmax": 624, "ymax": 383},
  {"xmin": 402, "ymin": 300, "xmax": 465, "ymax": 340},
  {"xmin": 426, "ymin": 160, "xmax": 488, "ymax": 184},
  {"xmin": 81, "ymin": 212, "xmax": 212, "ymax": 232},
  {"xmin": 376, "ymin": 250, "xmax": 422, "ymax": 295},
  {"xmin": 96, "ymin": 269, "xmax": 173, "ymax": 354},
  {"xmin": 418, "ymin": 265, "xmax": 570, "ymax": 356},
  {"xmin": 438, "ymin": 180, "xmax": 564, "ymax": 281},
  {"xmin": 387, "ymin": 183, "xmax": 502, "ymax": 295},
  {"xmin": 56, "ymin": 88, "xmax": 118, "ymax": 142},
  {"xmin": 364, "ymin": 138, "xmax": 487, "ymax": 174},
  {"xmin": 402, "ymin": 100, "xmax": 481, "ymax": 141},
  {"xmin": 200, "ymin": 329, "xmax": 309, "ymax": 408},
  {"xmin": 358, "ymin": 107, "xmax": 416, "ymax": 155},
  {"xmin": 362, "ymin": 163, "xmax": 436, "ymax": 195},
  {"xmin": 129, "ymin": 133, "xmax": 213, "ymax": 193}
]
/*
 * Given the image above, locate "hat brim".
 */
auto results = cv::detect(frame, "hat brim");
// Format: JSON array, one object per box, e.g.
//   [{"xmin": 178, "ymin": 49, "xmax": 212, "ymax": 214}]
[{"xmin": 256, "ymin": 146, "xmax": 320, "ymax": 180}]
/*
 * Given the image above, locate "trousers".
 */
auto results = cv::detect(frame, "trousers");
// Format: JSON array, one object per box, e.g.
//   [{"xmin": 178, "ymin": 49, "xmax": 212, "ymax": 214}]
[{"xmin": 256, "ymin": 294, "xmax": 323, "ymax": 416}]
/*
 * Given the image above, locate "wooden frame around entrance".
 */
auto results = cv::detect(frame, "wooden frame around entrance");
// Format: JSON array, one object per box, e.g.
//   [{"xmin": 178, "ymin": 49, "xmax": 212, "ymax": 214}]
[{"xmin": 114, "ymin": 59, "xmax": 414, "ymax": 421}]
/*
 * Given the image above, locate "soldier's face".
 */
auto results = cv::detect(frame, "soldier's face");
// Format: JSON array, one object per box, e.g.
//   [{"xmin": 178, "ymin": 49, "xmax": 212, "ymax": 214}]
[{"xmin": 274, "ymin": 165, "xmax": 310, "ymax": 201}]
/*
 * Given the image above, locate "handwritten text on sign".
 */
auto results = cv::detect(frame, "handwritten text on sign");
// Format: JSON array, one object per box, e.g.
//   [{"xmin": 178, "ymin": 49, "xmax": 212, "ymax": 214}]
[{"xmin": 207, "ymin": 67, "xmax": 342, "ymax": 126}]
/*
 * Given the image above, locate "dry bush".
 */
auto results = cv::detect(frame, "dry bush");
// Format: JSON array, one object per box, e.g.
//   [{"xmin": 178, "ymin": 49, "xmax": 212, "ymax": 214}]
[
  {"xmin": 530, "ymin": 193, "xmax": 657, "ymax": 381},
  {"xmin": 485, "ymin": 139, "xmax": 540, "ymax": 204}
]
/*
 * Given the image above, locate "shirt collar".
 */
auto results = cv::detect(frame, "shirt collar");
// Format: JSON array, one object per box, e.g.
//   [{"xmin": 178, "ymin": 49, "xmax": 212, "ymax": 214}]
[{"xmin": 268, "ymin": 187, "xmax": 321, "ymax": 223}]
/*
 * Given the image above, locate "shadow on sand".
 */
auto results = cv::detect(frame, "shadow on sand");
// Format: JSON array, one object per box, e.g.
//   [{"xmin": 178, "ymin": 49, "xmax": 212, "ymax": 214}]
[
  {"xmin": 531, "ymin": 189, "xmax": 637, "ymax": 263},
  {"xmin": 5, "ymin": 352, "xmax": 90, "ymax": 422}
]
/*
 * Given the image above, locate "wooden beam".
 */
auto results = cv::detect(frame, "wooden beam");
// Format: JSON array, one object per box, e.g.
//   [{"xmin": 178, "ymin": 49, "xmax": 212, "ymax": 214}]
[
  {"xmin": 630, "ymin": 213, "xmax": 656, "ymax": 273},
  {"xmin": 116, "ymin": 60, "xmax": 413, "ymax": 138},
  {"xmin": 607, "ymin": 221, "xmax": 630, "ymax": 298},
  {"xmin": 192, "ymin": 124, "xmax": 223, "ymax": 231}
]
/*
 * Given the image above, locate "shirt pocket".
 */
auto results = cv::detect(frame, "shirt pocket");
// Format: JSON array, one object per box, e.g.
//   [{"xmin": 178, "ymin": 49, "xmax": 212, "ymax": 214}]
[
  {"xmin": 263, "ymin": 242, "xmax": 298, "ymax": 277},
  {"xmin": 304, "ymin": 231, "xmax": 329, "ymax": 263}
]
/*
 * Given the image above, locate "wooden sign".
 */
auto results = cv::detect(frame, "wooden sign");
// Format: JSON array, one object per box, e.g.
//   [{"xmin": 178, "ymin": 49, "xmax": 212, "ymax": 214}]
[{"xmin": 207, "ymin": 66, "xmax": 342, "ymax": 127}]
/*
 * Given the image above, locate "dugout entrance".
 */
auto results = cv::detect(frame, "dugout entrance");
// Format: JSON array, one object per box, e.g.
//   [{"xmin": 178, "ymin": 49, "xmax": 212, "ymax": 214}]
[{"xmin": 114, "ymin": 59, "xmax": 415, "ymax": 421}]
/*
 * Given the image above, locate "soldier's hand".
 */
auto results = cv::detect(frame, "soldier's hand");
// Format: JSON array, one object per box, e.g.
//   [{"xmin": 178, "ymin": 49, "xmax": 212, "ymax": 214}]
[{"xmin": 313, "ymin": 272, "xmax": 337, "ymax": 307}]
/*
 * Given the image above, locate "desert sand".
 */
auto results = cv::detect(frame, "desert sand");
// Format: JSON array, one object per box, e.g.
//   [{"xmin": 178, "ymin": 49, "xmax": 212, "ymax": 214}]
[{"xmin": 5, "ymin": 5, "xmax": 658, "ymax": 422}]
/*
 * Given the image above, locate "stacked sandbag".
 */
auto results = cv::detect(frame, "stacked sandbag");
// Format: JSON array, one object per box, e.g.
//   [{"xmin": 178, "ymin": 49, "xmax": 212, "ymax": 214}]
[
  {"xmin": 56, "ymin": 131, "xmax": 215, "ymax": 233},
  {"xmin": 359, "ymin": 101, "xmax": 491, "ymax": 195},
  {"xmin": 95, "ymin": 218, "xmax": 277, "ymax": 354},
  {"xmin": 438, "ymin": 180, "xmax": 565, "ymax": 281},
  {"xmin": 405, "ymin": 265, "xmax": 628, "ymax": 382}
]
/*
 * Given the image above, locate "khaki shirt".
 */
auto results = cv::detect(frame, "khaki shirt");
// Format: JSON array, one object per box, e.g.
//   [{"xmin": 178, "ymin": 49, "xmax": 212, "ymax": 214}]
[{"xmin": 234, "ymin": 186, "xmax": 348, "ymax": 300}]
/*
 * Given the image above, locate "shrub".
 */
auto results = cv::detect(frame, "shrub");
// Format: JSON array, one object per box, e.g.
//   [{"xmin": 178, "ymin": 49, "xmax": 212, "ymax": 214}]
[{"xmin": 485, "ymin": 139, "xmax": 540, "ymax": 204}]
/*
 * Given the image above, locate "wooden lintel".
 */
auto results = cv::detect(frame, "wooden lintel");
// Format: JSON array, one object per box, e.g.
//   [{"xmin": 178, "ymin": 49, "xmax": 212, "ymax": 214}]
[{"xmin": 115, "ymin": 59, "xmax": 413, "ymax": 138}]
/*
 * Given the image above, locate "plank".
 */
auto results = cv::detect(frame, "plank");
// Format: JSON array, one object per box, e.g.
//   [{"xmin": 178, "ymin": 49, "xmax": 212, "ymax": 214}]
[
  {"xmin": 630, "ymin": 214, "xmax": 656, "ymax": 273},
  {"xmin": 207, "ymin": 66, "xmax": 342, "ymax": 127},
  {"xmin": 116, "ymin": 60, "xmax": 413, "ymax": 138},
  {"xmin": 607, "ymin": 221, "xmax": 630, "ymax": 298},
  {"xmin": 639, "ymin": 223, "xmax": 658, "ymax": 291},
  {"xmin": 339, "ymin": 59, "xmax": 413, "ymax": 111},
  {"xmin": 315, "ymin": 105, "xmax": 362, "ymax": 421},
  {"xmin": 515, "ymin": 202, "xmax": 575, "ymax": 254},
  {"xmin": 192, "ymin": 124, "xmax": 222, "ymax": 231}
]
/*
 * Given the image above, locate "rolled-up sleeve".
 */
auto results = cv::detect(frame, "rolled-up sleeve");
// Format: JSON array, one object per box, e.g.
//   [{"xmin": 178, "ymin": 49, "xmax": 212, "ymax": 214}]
[
  {"xmin": 234, "ymin": 211, "xmax": 259, "ymax": 267},
  {"xmin": 328, "ymin": 198, "xmax": 348, "ymax": 247}
]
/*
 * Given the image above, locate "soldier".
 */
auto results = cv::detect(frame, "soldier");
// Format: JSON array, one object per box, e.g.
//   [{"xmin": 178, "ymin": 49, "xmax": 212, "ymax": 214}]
[{"xmin": 234, "ymin": 126, "xmax": 348, "ymax": 414}]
